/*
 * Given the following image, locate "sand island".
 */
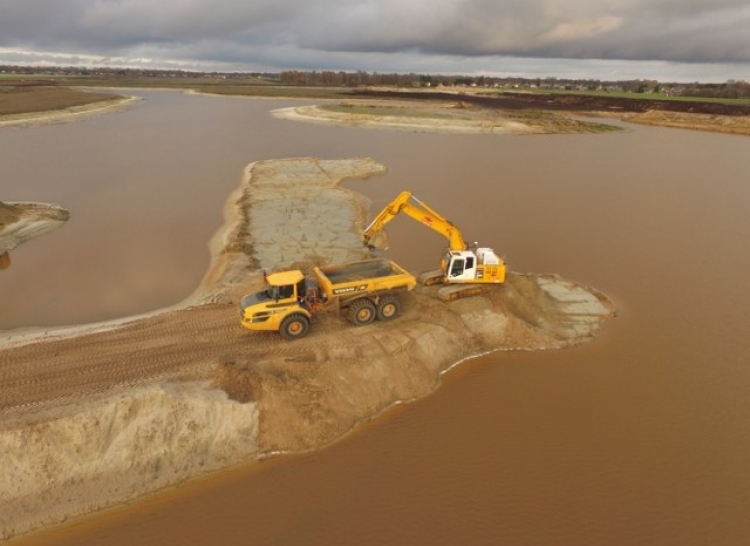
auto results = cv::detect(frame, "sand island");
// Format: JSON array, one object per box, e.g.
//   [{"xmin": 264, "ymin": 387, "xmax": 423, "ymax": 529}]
[{"xmin": 0, "ymin": 155, "xmax": 615, "ymax": 541}]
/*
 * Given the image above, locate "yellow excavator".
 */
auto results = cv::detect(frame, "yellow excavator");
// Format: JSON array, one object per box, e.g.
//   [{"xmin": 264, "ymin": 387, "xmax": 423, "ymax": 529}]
[{"xmin": 362, "ymin": 191, "xmax": 506, "ymax": 298}]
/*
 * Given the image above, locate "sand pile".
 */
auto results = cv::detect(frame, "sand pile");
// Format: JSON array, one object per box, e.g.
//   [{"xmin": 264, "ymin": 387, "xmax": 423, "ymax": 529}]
[{"xmin": 0, "ymin": 383, "xmax": 258, "ymax": 541}]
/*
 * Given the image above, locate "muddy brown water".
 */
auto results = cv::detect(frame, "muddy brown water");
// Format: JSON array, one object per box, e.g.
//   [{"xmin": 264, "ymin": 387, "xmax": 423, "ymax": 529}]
[{"xmin": 4, "ymin": 91, "xmax": 750, "ymax": 545}]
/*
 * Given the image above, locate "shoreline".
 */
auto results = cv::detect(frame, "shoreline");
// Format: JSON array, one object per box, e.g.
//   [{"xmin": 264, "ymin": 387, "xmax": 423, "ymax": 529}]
[
  {"xmin": 3, "ymin": 88, "xmax": 747, "ymax": 136},
  {"xmin": 0, "ymin": 157, "xmax": 615, "ymax": 542}
]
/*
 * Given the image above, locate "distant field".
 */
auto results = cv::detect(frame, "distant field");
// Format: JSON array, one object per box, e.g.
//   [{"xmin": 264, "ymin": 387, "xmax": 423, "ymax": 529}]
[
  {"xmin": 480, "ymin": 87, "xmax": 750, "ymax": 107},
  {"xmin": 0, "ymin": 85, "xmax": 120, "ymax": 116}
]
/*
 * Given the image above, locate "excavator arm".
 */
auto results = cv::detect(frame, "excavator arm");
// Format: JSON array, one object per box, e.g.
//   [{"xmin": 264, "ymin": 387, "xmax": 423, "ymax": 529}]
[{"xmin": 363, "ymin": 191, "xmax": 468, "ymax": 251}]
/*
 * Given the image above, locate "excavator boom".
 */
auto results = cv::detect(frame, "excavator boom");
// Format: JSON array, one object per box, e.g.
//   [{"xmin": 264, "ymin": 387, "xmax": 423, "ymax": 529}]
[{"xmin": 363, "ymin": 191, "xmax": 467, "ymax": 251}]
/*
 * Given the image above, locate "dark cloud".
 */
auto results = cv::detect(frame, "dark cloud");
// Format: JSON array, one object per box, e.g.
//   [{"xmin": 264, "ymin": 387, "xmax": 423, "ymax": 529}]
[{"xmin": 1, "ymin": 1, "xmax": 749, "ymax": 79}]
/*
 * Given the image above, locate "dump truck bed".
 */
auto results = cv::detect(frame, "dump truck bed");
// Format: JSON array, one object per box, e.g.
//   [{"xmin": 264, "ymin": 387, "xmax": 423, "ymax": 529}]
[{"xmin": 314, "ymin": 258, "xmax": 417, "ymax": 298}]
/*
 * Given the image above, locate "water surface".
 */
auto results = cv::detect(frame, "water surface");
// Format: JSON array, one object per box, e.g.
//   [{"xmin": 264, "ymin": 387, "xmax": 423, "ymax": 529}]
[{"xmin": 5, "ymin": 91, "xmax": 750, "ymax": 545}]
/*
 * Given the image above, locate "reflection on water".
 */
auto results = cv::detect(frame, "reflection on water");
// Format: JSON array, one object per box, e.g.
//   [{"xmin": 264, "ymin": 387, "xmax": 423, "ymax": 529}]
[{"xmin": 6, "ymin": 91, "xmax": 750, "ymax": 545}]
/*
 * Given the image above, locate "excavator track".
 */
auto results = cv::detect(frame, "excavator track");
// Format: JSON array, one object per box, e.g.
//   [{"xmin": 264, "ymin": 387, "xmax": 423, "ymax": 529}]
[{"xmin": 436, "ymin": 284, "xmax": 489, "ymax": 302}]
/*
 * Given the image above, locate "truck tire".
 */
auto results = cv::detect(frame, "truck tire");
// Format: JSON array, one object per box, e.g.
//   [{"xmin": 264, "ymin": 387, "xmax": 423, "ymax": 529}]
[
  {"xmin": 280, "ymin": 313, "xmax": 310, "ymax": 340},
  {"xmin": 348, "ymin": 299, "xmax": 376, "ymax": 326},
  {"xmin": 376, "ymin": 295, "xmax": 401, "ymax": 321}
]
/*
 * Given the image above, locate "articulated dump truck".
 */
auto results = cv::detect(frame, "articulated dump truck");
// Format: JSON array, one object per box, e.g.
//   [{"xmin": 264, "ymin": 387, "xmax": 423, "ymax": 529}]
[{"xmin": 239, "ymin": 258, "xmax": 417, "ymax": 340}]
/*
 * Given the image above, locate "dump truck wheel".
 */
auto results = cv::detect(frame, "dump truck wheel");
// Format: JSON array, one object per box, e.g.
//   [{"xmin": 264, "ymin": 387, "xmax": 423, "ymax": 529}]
[
  {"xmin": 280, "ymin": 313, "xmax": 310, "ymax": 340},
  {"xmin": 377, "ymin": 295, "xmax": 401, "ymax": 321},
  {"xmin": 349, "ymin": 299, "xmax": 376, "ymax": 326}
]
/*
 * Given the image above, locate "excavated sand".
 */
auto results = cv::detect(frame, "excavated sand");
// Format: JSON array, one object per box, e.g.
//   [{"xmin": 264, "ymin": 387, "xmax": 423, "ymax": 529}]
[{"xmin": 0, "ymin": 157, "xmax": 615, "ymax": 541}]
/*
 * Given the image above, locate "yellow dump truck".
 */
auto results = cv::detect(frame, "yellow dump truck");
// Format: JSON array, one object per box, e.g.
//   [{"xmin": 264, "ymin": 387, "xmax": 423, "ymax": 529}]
[{"xmin": 239, "ymin": 258, "xmax": 417, "ymax": 340}]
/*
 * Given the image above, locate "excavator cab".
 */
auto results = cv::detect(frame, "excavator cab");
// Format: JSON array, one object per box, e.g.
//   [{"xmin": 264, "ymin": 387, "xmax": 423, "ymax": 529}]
[{"xmin": 445, "ymin": 250, "xmax": 479, "ymax": 282}]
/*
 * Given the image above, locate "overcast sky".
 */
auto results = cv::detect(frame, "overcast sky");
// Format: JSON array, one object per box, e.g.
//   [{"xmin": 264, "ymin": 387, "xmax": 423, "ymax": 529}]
[{"xmin": 1, "ymin": 0, "xmax": 749, "ymax": 82}]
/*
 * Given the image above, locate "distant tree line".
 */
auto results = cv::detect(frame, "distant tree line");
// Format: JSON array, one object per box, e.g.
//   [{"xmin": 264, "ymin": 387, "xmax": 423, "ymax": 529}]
[
  {"xmin": 2, "ymin": 65, "xmax": 749, "ymax": 100},
  {"xmin": 278, "ymin": 71, "xmax": 750, "ymax": 99},
  {"xmin": 0, "ymin": 65, "xmax": 275, "ymax": 81},
  {"xmin": 680, "ymin": 80, "xmax": 750, "ymax": 99}
]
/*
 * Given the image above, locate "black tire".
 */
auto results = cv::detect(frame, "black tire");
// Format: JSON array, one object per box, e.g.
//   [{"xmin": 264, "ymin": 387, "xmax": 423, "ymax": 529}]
[
  {"xmin": 377, "ymin": 295, "xmax": 401, "ymax": 321},
  {"xmin": 280, "ymin": 313, "xmax": 310, "ymax": 340},
  {"xmin": 348, "ymin": 299, "xmax": 376, "ymax": 326}
]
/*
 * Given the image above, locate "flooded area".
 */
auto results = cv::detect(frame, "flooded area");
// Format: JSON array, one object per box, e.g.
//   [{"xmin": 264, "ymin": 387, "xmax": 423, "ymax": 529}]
[{"xmin": 4, "ymin": 90, "xmax": 750, "ymax": 545}]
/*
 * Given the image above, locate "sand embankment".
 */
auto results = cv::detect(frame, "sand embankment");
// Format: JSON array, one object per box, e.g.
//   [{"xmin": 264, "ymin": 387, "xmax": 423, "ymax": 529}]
[{"xmin": 0, "ymin": 157, "xmax": 615, "ymax": 541}]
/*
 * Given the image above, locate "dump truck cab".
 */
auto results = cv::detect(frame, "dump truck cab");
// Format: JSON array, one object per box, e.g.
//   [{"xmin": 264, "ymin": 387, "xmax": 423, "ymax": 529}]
[{"xmin": 239, "ymin": 270, "xmax": 313, "ymax": 340}]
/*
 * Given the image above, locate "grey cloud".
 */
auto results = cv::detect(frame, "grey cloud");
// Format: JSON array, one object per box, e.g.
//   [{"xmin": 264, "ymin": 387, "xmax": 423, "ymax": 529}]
[
  {"xmin": 1, "ymin": 0, "xmax": 749, "ymax": 77},
  {"xmin": 292, "ymin": 0, "xmax": 750, "ymax": 63}
]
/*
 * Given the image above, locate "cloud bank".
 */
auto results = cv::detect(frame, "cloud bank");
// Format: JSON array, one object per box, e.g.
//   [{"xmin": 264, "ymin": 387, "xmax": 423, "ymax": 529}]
[{"xmin": 1, "ymin": 0, "xmax": 749, "ymax": 81}]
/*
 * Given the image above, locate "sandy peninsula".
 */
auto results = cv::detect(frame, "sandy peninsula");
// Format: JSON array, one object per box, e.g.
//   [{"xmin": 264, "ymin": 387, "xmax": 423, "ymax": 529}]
[
  {"xmin": 271, "ymin": 100, "xmax": 623, "ymax": 134},
  {"xmin": 0, "ymin": 201, "xmax": 70, "ymax": 270},
  {"xmin": 0, "ymin": 95, "xmax": 141, "ymax": 129},
  {"xmin": 0, "ymin": 156, "xmax": 615, "ymax": 541}
]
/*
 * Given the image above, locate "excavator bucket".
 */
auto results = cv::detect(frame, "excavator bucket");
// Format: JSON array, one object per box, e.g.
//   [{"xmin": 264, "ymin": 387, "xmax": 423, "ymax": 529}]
[{"xmin": 364, "ymin": 229, "xmax": 389, "ymax": 251}]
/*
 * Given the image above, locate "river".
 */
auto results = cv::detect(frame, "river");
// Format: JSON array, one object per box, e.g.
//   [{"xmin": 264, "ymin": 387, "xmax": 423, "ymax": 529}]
[{"xmin": 4, "ymin": 90, "xmax": 750, "ymax": 545}]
